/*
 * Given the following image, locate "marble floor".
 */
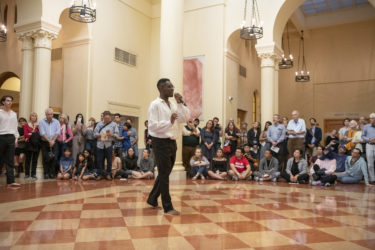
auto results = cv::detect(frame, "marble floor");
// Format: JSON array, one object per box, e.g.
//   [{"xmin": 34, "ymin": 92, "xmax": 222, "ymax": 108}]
[{"xmin": 0, "ymin": 177, "xmax": 375, "ymax": 250}]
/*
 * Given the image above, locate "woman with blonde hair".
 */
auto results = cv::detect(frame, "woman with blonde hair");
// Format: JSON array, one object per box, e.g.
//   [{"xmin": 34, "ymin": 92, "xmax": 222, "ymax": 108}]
[
  {"xmin": 24, "ymin": 112, "xmax": 40, "ymax": 179},
  {"xmin": 344, "ymin": 120, "xmax": 358, "ymax": 153}
]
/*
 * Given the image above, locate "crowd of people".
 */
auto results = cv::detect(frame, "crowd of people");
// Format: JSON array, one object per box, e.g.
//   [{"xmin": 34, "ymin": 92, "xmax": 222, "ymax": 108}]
[
  {"xmin": 1, "ymin": 94, "xmax": 374, "ymax": 187},
  {"xmin": 182, "ymin": 111, "xmax": 375, "ymax": 186}
]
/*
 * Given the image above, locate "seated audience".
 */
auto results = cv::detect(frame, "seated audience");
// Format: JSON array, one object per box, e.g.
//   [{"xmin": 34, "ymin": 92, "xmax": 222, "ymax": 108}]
[
  {"xmin": 333, "ymin": 145, "xmax": 348, "ymax": 173},
  {"xmin": 57, "ymin": 148, "xmax": 74, "ymax": 180},
  {"xmin": 281, "ymin": 149, "xmax": 309, "ymax": 184},
  {"xmin": 190, "ymin": 148, "xmax": 210, "ymax": 180},
  {"xmin": 73, "ymin": 153, "xmax": 95, "ymax": 180},
  {"xmin": 254, "ymin": 149, "xmax": 280, "ymax": 182},
  {"xmin": 344, "ymin": 120, "xmax": 358, "ymax": 152},
  {"xmin": 310, "ymin": 145, "xmax": 323, "ymax": 165},
  {"xmin": 107, "ymin": 150, "xmax": 127, "ymax": 179},
  {"xmin": 335, "ymin": 148, "xmax": 370, "ymax": 185},
  {"xmin": 244, "ymin": 144, "xmax": 259, "ymax": 176},
  {"xmin": 136, "ymin": 148, "xmax": 154, "ymax": 179},
  {"xmin": 83, "ymin": 149, "xmax": 95, "ymax": 173},
  {"xmin": 208, "ymin": 148, "xmax": 228, "ymax": 180},
  {"xmin": 326, "ymin": 129, "xmax": 339, "ymax": 153},
  {"xmin": 228, "ymin": 148, "xmax": 252, "ymax": 181},
  {"xmin": 310, "ymin": 148, "xmax": 337, "ymax": 186},
  {"xmin": 182, "ymin": 119, "xmax": 200, "ymax": 173},
  {"xmin": 123, "ymin": 147, "xmax": 142, "ymax": 178}
]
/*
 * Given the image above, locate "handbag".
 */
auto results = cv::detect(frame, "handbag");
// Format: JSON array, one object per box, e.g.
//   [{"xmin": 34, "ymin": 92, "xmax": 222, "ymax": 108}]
[{"xmin": 223, "ymin": 140, "xmax": 231, "ymax": 154}]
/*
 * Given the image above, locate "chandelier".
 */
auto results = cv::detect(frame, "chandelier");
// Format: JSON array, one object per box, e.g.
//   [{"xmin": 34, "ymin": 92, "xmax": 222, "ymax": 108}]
[
  {"xmin": 295, "ymin": 30, "xmax": 310, "ymax": 82},
  {"xmin": 0, "ymin": 6, "xmax": 6, "ymax": 42},
  {"xmin": 240, "ymin": 0, "xmax": 263, "ymax": 40},
  {"xmin": 279, "ymin": 22, "xmax": 293, "ymax": 69},
  {"xmin": 69, "ymin": 0, "xmax": 96, "ymax": 23}
]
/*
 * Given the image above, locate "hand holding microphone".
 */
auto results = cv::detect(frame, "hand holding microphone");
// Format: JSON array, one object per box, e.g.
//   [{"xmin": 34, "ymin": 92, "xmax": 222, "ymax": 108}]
[{"xmin": 174, "ymin": 93, "xmax": 187, "ymax": 106}]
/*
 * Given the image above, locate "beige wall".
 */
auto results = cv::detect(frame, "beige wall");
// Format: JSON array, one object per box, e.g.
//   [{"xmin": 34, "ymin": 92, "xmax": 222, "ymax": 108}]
[{"xmin": 279, "ymin": 19, "xmax": 375, "ymax": 131}]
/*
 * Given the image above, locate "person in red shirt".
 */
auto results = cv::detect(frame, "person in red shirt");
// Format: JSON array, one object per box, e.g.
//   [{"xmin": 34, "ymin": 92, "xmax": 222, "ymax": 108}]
[{"xmin": 229, "ymin": 148, "xmax": 252, "ymax": 181}]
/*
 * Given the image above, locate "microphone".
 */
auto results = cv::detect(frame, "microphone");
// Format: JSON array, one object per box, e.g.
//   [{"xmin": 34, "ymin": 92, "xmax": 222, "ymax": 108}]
[{"xmin": 174, "ymin": 93, "xmax": 187, "ymax": 106}]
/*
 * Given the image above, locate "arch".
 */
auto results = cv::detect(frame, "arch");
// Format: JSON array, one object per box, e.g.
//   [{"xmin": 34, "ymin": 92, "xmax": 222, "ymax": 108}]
[{"xmin": 0, "ymin": 71, "xmax": 19, "ymax": 88}]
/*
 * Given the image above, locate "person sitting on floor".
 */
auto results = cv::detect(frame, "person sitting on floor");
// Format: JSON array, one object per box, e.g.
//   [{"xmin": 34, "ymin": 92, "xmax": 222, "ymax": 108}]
[
  {"xmin": 136, "ymin": 148, "xmax": 155, "ymax": 179},
  {"xmin": 281, "ymin": 149, "xmax": 309, "ymax": 184},
  {"xmin": 244, "ymin": 144, "xmax": 259, "ymax": 178},
  {"xmin": 254, "ymin": 149, "xmax": 280, "ymax": 182},
  {"xmin": 335, "ymin": 148, "xmax": 371, "ymax": 186},
  {"xmin": 310, "ymin": 147, "xmax": 337, "ymax": 186},
  {"xmin": 333, "ymin": 145, "xmax": 348, "ymax": 173},
  {"xmin": 208, "ymin": 148, "xmax": 228, "ymax": 180},
  {"xmin": 57, "ymin": 147, "xmax": 74, "ymax": 180},
  {"xmin": 309, "ymin": 145, "xmax": 323, "ymax": 165},
  {"xmin": 190, "ymin": 147, "xmax": 210, "ymax": 180},
  {"xmin": 73, "ymin": 153, "xmax": 95, "ymax": 181},
  {"xmin": 123, "ymin": 147, "xmax": 142, "ymax": 178},
  {"xmin": 107, "ymin": 149, "xmax": 127, "ymax": 179},
  {"xmin": 228, "ymin": 148, "xmax": 252, "ymax": 181}
]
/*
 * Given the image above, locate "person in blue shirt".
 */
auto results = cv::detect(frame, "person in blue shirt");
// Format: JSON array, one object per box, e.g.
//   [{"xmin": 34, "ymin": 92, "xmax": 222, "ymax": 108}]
[
  {"xmin": 332, "ymin": 145, "xmax": 348, "ymax": 173},
  {"xmin": 120, "ymin": 122, "xmax": 132, "ymax": 156},
  {"xmin": 57, "ymin": 147, "xmax": 74, "ymax": 180}
]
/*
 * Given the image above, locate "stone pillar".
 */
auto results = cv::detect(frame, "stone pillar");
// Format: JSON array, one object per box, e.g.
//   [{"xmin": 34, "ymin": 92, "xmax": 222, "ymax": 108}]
[
  {"xmin": 31, "ymin": 30, "xmax": 57, "ymax": 119},
  {"xmin": 18, "ymin": 35, "xmax": 34, "ymax": 118},
  {"xmin": 159, "ymin": 0, "xmax": 186, "ymax": 178}
]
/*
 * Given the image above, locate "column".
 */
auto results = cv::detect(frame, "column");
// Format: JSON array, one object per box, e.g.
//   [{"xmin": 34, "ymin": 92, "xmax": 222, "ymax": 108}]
[
  {"xmin": 274, "ymin": 64, "xmax": 279, "ymax": 114},
  {"xmin": 18, "ymin": 35, "xmax": 34, "ymax": 118},
  {"xmin": 259, "ymin": 54, "xmax": 275, "ymax": 126},
  {"xmin": 159, "ymin": 0, "xmax": 185, "ymax": 175},
  {"xmin": 31, "ymin": 30, "xmax": 56, "ymax": 119}
]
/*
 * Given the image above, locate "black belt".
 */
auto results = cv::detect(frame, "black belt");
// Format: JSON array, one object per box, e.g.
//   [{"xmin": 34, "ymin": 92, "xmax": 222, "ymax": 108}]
[{"xmin": 0, "ymin": 134, "xmax": 15, "ymax": 137}]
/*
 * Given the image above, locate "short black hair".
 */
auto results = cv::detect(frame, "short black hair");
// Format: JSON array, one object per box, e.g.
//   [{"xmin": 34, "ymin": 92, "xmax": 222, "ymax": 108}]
[
  {"xmin": 236, "ymin": 147, "xmax": 244, "ymax": 154},
  {"xmin": 143, "ymin": 148, "xmax": 150, "ymax": 155},
  {"xmin": 264, "ymin": 149, "xmax": 272, "ymax": 154},
  {"xmin": 194, "ymin": 118, "xmax": 200, "ymax": 122},
  {"xmin": 344, "ymin": 118, "xmax": 350, "ymax": 122},
  {"xmin": 294, "ymin": 149, "xmax": 303, "ymax": 155},
  {"xmin": 114, "ymin": 113, "xmax": 121, "ymax": 118},
  {"xmin": 102, "ymin": 111, "xmax": 111, "ymax": 117},
  {"xmin": 353, "ymin": 148, "xmax": 362, "ymax": 155},
  {"xmin": 64, "ymin": 147, "xmax": 72, "ymax": 153},
  {"xmin": 213, "ymin": 117, "xmax": 219, "ymax": 121},
  {"xmin": 124, "ymin": 122, "xmax": 132, "ymax": 129},
  {"xmin": 1, "ymin": 95, "xmax": 13, "ymax": 105},
  {"xmin": 157, "ymin": 78, "xmax": 170, "ymax": 89},
  {"xmin": 18, "ymin": 117, "xmax": 27, "ymax": 123},
  {"xmin": 310, "ymin": 117, "xmax": 317, "ymax": 123}
]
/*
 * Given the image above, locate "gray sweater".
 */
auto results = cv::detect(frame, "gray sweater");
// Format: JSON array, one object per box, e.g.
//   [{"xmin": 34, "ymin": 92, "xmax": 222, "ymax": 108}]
[
  {"xmin": 285, "ymin": 157, "xmax": 308, "ymax": 175},
  {"xmin": 258, "ymin": 157, "xmax": 279, "ymax": 174},
  {"xmin": 138, "ymin": 158, "xmax": 154, "ymax": 173}
]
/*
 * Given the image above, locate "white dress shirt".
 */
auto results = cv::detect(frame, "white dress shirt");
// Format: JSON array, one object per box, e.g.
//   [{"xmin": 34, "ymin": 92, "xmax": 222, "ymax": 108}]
[
  {"xmin": 0, "ymin": 109, "xmax": 19, "ymax": 139},
  {"xmin": 287, "ymin": 118, "xmax": 306, "ymax": 139},
  {"xmin": 148, "ymin": 97, "xmax": 190, "ymax": 140}
]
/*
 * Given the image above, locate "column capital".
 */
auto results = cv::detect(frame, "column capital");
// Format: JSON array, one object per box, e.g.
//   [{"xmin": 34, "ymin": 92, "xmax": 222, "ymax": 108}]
[
  {"xmin": 32, "ymin": 29, "xmax": 57, "ymax": 49},
  {"xmin": 255, "ymin": 42, "xmax": 283, "ymax": 67}
]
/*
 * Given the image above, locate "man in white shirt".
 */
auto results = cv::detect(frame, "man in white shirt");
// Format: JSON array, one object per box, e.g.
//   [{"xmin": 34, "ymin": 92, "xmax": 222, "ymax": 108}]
[
  {"xmin": 0, "ymin": 95, "xmax": 20, "ymax": 187},
  {"xmin": 287, "ymin": 110, "xmax": 306, "ymax": 157},
  {"xmin": 338, "ymin": 118, "xmax": 350, "ymax": 142},
  {"xmin": 146, "ymin": 78, "xmax": 190, "ymax": 216}
]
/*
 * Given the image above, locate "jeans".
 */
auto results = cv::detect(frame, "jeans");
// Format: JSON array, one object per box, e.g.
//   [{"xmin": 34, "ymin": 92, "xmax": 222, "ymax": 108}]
[
  {"xmin": 190, "ymin": 166, "xmax": 208, "ymax": 177},
  {"xmin": 96, "ymin": 146, "xmax": 113, "ymax": 177},
  {"xmin": 25, "ymin": 148, "xmax": 39, "ymax": 176},
  {"xmin": 147, "ymin": 137, "xmax": 177, "ymax": 212},
  {"xmin": 0, "ymin": 135, "xmax": 16, "ymax": 184},
  {"xmin": 56, "ymin": 142, "xmax": 69, "ymax": 173},
  {"xmin": 337, "ymin": 173, "xmax": 362, "ymax": 184},
  {"xmin": 366, "ymin": 144, "xmax": 375, "ymax": 182}
]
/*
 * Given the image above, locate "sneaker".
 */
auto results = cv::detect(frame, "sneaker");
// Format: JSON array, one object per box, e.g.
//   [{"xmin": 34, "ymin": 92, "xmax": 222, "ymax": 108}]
[
  {"xmin": 24, "ymin": 175, "xmax": 30, "ymax": 179},
  {"xmin": 271, "ymin": 177, "xmax": 277, "ymax": 182},
  {"xmin": 254, "ymin": 177, "xmax": 259, "ymax": 181},
  {"xmin": 311, "ymin": 180, "xmax": 322, "ymax": 186},
  {"xmin": 232, "ymin": 176, "xmax": 239, "ymax": 181},
  {"xmin": 31, "ymin": 175, "xmax": 37, "ymax": 179},
  {"xmin": 259, "ymin": 178, "xmax": 263, "ymax": 182},
  {"xmin": 324, "ymin": 182, "xmax": 331, "ymax": 187}
]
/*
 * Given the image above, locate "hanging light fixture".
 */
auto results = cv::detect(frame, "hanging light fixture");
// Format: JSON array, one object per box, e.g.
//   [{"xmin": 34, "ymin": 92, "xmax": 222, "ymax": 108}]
[
  {"xmin": 0, "ymin": 6, "xmax": 7, "ymax": 42},
  {"xmin": 240, "ymin": 0, "xmax": 263, "ymax": 40},
  {"xmin": 279, "ymin": 22, "xmax": 293, "ymax": 69},
  {"xmin": 69, "ymin": 0, "xmax": 96, "ymax": 23},
  {"xmin": 295, "ymin": 30, "xmax": 310, "ymax": 82}
]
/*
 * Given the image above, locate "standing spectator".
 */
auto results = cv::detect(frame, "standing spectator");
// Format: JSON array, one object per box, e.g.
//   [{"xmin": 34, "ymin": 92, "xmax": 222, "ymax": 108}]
[
  {"xmin": 0, "ymin": 95, "xmax": 20, "ymax": 187},
  {"xmin": 259, "ymin": 121, "xmax": 272, "ymax": 158},
  {"xmin": 14, "ymin": 117, "xmax": 27, "ymax": 177},
  {"xmin": 362, "ymin": 113, "xmax": 375, "ymax": 184},
  {"xmin": 267, "ymin": 114, "xmax": 286, "ymax": 168},
  {"xmin": 120, "ymin": 122, "xmax": 132, "ymax": 157},
  {"xmin": 287, "ymin": 110, "xmax": 306, "ymax": 156},
  {"xmin": 94, "ymin": 111, "xmax": 119, "ymax": 180},
  {"xmin": 72, "ymin": 114, "xmax": 86, "ymax": 162},
  {"xmin": 24, "ymin": 112, "xmax": 40, "ymax": 179},
  {"xmin": 224, "ymin": 121, "xmax": 239, "ymax": 158},
  {"xmin": 56, "ymin": 114, "xmax": 73, "ymax": 172},
  {"xmin": 305, "ymin": 118, "xmax": 322, "ymax": 158},
  {"xmin": 144, "ymin": 120, "xmax": 152, "ymax": 149},
  {"xmin": 338, "ymin": 118, "xmax": 350, "ymax": 143},
  {"xmin": 247, "ymin": 121, "xmax": 260, "ymax": 147},
  {"xmin": 126, "ymin": 119, "xmax": 139, "ymax": 156},
  {"xmin": 194, "ymin": 118, "xmax": 201, "ymax": 132},
  {"xmin": 228, "ymin": 148, "xmax": 252, "ymax": 181},
  {"xmin": 352, "ymin": 123, "xmax": 365, "ymax": 153},
  {"xmin": 113, "ymin": 113, "xmax": 124, "ymax": 156},
  {"xmin": 280, "ymin": 149, "xmax": 309, "ymax": 184},
  {"xmin": 182, "ymin": 119, "xmax": 200, "ymax": 173},
  {"xmin": 200, "ymin": 120, "xmax": 216, "ymax": 161},
  {"xmin": 343, "ymin": 120, "xmax": 358, "ymax": 152},
  {"xmin": 238, "ymin": 122, "xmax": 248, "ymax": 148},
  {"xmin": 85, "ymin": 117, "xmax": 96, "ymax": 156},
  {"xmin": 39, "ymin": 108, "xmax": 60, "ymax": 179},
  {"xmin": 280, "ymin": 117, "xmax": 290, "ymax": 169},
  {"xmin": 325, "ymin": 129, "xmax": 339, "ymax": 153},
  {"xmin": 213, "ymin": 117, "xmax": 223, "ymax": 152}
]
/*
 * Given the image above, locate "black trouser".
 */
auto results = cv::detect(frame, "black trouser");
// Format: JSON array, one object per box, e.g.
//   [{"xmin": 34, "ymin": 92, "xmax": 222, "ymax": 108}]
[
  {"xmin": 312, "ymin": 165, "xmax": 337, "ymax": 184},
  {"xmin": 25, "ymin": 147, "xmax": 40, "ymax": 176},
  {"xmin": 147, "ymin": 137, "xmax": 177, "ymax": 212},
  {"xmin": 280, "ymin": 171, "xmax": 309, "ymax": 184},
  {"xmin": 0, "ymin": 134, "xmax": 16, "ymax": 184},
  {"xmin": 41, "ymin": 141, "xmax": 58, "ymax": 177}
]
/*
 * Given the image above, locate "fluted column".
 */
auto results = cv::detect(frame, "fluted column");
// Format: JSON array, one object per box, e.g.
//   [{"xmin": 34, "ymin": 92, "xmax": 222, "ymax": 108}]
[
  {"xmin": 160, "ymin": 0, "xmax": 185, "ymax": 174},
  {"xmin": 32, "ymin": 30, "xmax": 57, "ymax": 119},
  {"xmin": 18, "ymin": 35, "xmax": 34, "ymax": 118}
]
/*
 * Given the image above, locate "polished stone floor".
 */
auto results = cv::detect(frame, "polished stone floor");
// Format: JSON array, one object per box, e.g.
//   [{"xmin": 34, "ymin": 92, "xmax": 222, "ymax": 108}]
[{"xmin": 0, "ymin": 177, "xmax": 375, "ymax": 250}]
